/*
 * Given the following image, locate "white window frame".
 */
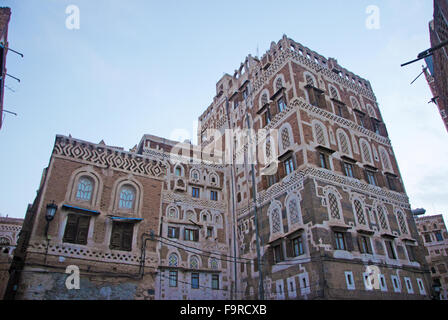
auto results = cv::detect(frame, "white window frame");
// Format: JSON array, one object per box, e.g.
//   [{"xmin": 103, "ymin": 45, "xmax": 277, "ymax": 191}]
[
  {"xmin": 391, "ymin": 275, "xmax": 401, "ymax": 293},
  {"xmin": 404, "ymin": 277, "xmax": 414, "ymax": 294},
  {"xmin": 276, "ymin": 279, "xmax": 285, "ymax": 300},
  {"xmin": 287, "ymin": 276, "xmax": 297, "ymax": 299},
  {"xmin": 417, "ymin": 278, "xmax": 426, "ymax": 295},
  {"xmin": 299, "ymin": 273, "xmax": 311, "ymax": 295},
  {"xmin": 345, "ymin": 271, "xmax": 355, "ymax": 290},
  {"xmin": 379, "ymin": 274, "xmax": 388, "ymax": 292}
]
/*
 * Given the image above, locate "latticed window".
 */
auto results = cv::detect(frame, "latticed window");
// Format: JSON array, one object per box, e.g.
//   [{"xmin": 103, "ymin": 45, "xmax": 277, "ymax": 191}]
[
  {"xmin": 306, "ymin": 75, "xmax": 315, "ymax": 87},
  {"xmin": 261, "ymin": 93, "xmax": 268, "ymax": 106},
  {"xmin": 338, "ymin": 131, "xmax": 350, "ymax": 155},
  {"xmin": 330, "ymin": 86, "xmax": 338, "ymax": 99},
  {"xmin": 271, "ymin": 208, "xmax": 282, "ymax": 234},
  {"xmin": 168, "ymin": 253, "xmax": 178, "ymax": 267},
  {"xmin": 210, "ymin": 258, "xmax": 218, "ymax": 270},
  {"xmin": 396, "ymin": 211, "xmax": 408, "ymax": 235},
  {"xmin": 380, "ymin": 148, "xmax": 392, "ymax": 172},
  {"xmin": 281, "ymin": 128, "xmax": 291, "ymax": 150},
  {"xmin": 328, "ymin": 193, "xmax": 341, "ymax": 220},
  {"xmin": 275, "ymin": 78, "xmax": 283, "ymax": 91},
  {"xmin": 367, "ymin": 104, "xmax": 376, "ymax": 118},
  {"xmin": 351, "ymin": 97, "xmax": 360, "ymax": 109},
  {"xmin": 288, "ymin": 199, "xmax": 301, "ymax": 225},
  {"xmin": 360, "ymin": 140, "xmax": 372, "ymax": 163},
  {"xmin": 354, "ymin": 200, "xmax": 366, "ymax": 225},
  {"xmin": 190, "ymin": 256, "xmax": 199, "ymax": 269},
  {"xmin": 265, "ymin": 139, "xmax": 271, "ymax": 159},
  {"xmin": 76, "ymin": 178, "xmax": 93, "ymax": 201},
  {"xmin": 119, "ymin": 187, "xmax": 135, "ymax": 209},
  {"xmin": 314, "ymin": 123, "xmax": 327, "ymax": 146},
  {"xmin": 377, "ymin": 205, "xmax": 389, "ymax": 231}
]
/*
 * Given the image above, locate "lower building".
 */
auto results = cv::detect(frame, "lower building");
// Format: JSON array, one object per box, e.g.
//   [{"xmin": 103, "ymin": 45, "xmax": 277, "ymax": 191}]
[
  {"xmin": 0, "ymin": 216, "xmax": 23, "ymax": 299},
  {"xmin": 415, "ymin": 214, "xmax": 448, "ymax": 300}
]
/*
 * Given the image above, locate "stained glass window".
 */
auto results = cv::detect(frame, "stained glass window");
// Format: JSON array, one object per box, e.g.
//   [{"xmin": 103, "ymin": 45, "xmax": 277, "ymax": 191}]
[{"xmin": 76, "ymin": 177, "xmax": 93, "ymax": 201}]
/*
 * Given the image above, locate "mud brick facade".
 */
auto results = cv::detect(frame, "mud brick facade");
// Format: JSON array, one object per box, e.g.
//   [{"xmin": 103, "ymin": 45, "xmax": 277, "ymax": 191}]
[
  {"xmin": 0, "ymin": 217, "xmax": 22, "ymax": 299},
  {"xmin": 426, "ymin": 0, "xmax": 448, "ymax": 133},
  {"xmin": 415, "ymin": 214, "xmax": 448, "ymax": 300},
  {"xmin": 6, "ymin": 35, "xmax": 432, "ymax": 300}
]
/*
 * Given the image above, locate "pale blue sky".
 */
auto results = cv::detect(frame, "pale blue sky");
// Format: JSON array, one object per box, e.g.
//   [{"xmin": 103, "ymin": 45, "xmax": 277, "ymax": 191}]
[{"xmin": 1, "ymin": 0, "xmax": 447, "ymax": 224}]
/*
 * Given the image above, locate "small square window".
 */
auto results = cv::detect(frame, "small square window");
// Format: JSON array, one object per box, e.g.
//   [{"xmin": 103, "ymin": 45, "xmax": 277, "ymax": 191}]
[
  {"xmin": 167, "ymin": 227, "xmax": 179, "ymax": 239},
  {"xmin": 212, "ymin": 274, "xmax": 219, "ymax": 290},
  {"xmin": 343, "ymin": 162, "xmax": 354, "ymax": 178},
  {"xmin": 169, "ymin": 270, "xmax": 178, "ymax": 287},
  {"xmin": 211, "ymin": 191, "xmax": 218, "ymax": 201},
  {"xmin": 273, "ymin": 244, "xmax": 284, "ymax": 263},
  {"xmin": 192, "ymin": 187, "xmax": 200, "ymax": 198},
  {"xmin": 191, "ymin": 273, "xmax": 199, "ymax": 289},
  {"xmin": 284, "ymin": 157, "xmax": 295, "ymax": 175},
  {"xmin": 335, "ymin": 232, "xmax": 346, "ymax": 251}
]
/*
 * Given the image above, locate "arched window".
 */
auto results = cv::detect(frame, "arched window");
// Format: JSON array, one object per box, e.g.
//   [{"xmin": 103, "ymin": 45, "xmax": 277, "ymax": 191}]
[
  {"xmin": 168, "ymin": 253, "xmax": 179, "ymax": 267},
  {"xmin": 210, "ymin": 258, "xmax": 219, "ymax": 270},
  {"xmin": 268, "ymin": 202, "xmax": 284, "ymax": 237},
  {"xmin": 275, "ymin": 77, "xmax": 284, "ymax": 91},
  {"xmin": 76, "ymin": 177, "xmax": 93, "ymax": 201},
  {"xmin": 190, "ymin": 256, "xmax": 199, "ymax": 269},
  {"xmin": 313, "ymin": 121, "xmax": 329, "ymax": 147},
  {"xmin": 190, "ymin": 169, "xmax": 200, "ymax": 181},
  {"xmin": 119, "ymin": 186, "xmax": 135, "ymax": 210},
  {"xmin": 360, "ymin": 139, "xmax": 373, "ymax": 164},
  {"xmin": 350, "ymin": 97, "xmax": 360, "ymax": 109},
  {"xmin": 305, "ymin": 74, "xmax": 315, "ymax": 87},
  {"xmin": 174, "ymin": 165, "xmax": 184, "ymax": 177},
  {"xmin": 328, "ymin": 193, "xmax": 341, "ymax": 221},
  {"xmin": 396, "ymin": 210, "xmax": 409, "ymax": 235},
  {"xmin": 376, "ymin": 204, "xmax": 390, "ymax": 232},
  {"xmin": 367, "ymin": 104, "xmax": 376, "ymax": 118},
  {"xmin": 329, "ymin": 85, "xmax": 339, "ymax": 100},
  {"xmin": 261, "ymin": 93, "xmax": 268, "ymax": 107},
  {"xmin": 279, "ymin": 126, "xmax": 293, "ymax": 152},
  {"xmin": 167, "ymin": 206, "xmax": 180, "ymax": 220},
  {"xmin": 287, "ymin": 196, "xmax": 302, "ymax": 226},
  {"xmin": 379, "ymin": 146, "xmax": 393, "ymax": 172},
  {"xmin": 353, "ymin": 199, "xmax": 367, "ymax": 226},
  {"xmin": 337, "ymin": 129, "xmax": 352, "ymax": 157}
]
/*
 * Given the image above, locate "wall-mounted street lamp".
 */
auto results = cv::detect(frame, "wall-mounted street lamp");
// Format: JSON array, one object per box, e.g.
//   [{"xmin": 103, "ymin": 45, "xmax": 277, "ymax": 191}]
[{"xmin": 44, "ymin": 201, "xmax": 58, "ymax": 236}]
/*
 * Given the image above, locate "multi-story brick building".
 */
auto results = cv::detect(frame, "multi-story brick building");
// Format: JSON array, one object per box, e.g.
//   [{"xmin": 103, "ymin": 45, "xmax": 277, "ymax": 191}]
[
  {"xmin": 0, "ymin": 7, "xmax": 11, "ymax": 130},
  {"xmin": 6, "ymin": 35, "xmax": 432, "ymax": 300},
  {"xmin": 425, "ymin": 0, "xmax": 448, "ymax": 133},
  {"xmin": 415, "ymin": 214, "xmax": 448, "ymax": 300},
  {"xmin": 0, "ymin": 216, "xmax": 22, "ymax": 299}
]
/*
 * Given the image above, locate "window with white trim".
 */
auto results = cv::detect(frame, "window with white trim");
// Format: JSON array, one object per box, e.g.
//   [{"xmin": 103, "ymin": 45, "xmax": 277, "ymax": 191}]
[
  {"xmin": 391, "ymin": 275, "xmax": 401, "ymax": 293},
  {"xmin": 404, "ymin": 277, "xmax": 414, "ymax": 294},
  {"xmin": 345, "ymin": 271, "xmax": 355, "ymax": 290}
]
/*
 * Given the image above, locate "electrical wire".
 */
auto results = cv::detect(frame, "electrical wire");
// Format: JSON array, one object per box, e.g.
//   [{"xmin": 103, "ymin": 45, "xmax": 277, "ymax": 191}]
[{"xmin": 157, "ymin": 235, "xmax": 316, "ymax": 266}]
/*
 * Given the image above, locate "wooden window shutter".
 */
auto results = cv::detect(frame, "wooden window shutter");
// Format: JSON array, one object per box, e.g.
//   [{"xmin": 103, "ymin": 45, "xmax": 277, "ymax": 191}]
[
  {"xmin": 63, "ymin": 214, "xmax": 78, "ymax": 243},
  {"xmin": 254, "ymin": 258, "xmax": 259, "ymax": 272},
  {"xmin": 194, "ymin": 229, "xmax": 199, "ymax": 242},
  {"xmin": 122, "ymin": 224, "xmax": 133, "ymax": 251},
  {"xmin": 286, "ymin": 239, "xmax": 294, "ymax": 258},
  {"xmin": 346, "ymin": 232, "xmax": 354, "ymax": 251},
  {"xmin": 330, "ymin": 231, "xmax": 337, "ymax": 250},
  {"xmin": 340, "ymin": 160, "xmax": 346, "ymax": 175},
  {"xmin": 110, "ymin": 223, "xmax": 123, "ymax": 250},
  {"xmin": 318, "ymin": 91, "xmax": 326, "ymax": 109},
  {"xmin": 367, "ymin": 237, "xmax": 373, "ymax": 254},
  {"xmin": 174, "ymin": 227, "xmax": 180, "ymax": 239},
  {"xmin": 76, "ymin": 216, "xmax": 90, "ymax": 245},
  {"xmin": 357, "ymin": 235, "xmax": 364, "ymax": 253}
]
